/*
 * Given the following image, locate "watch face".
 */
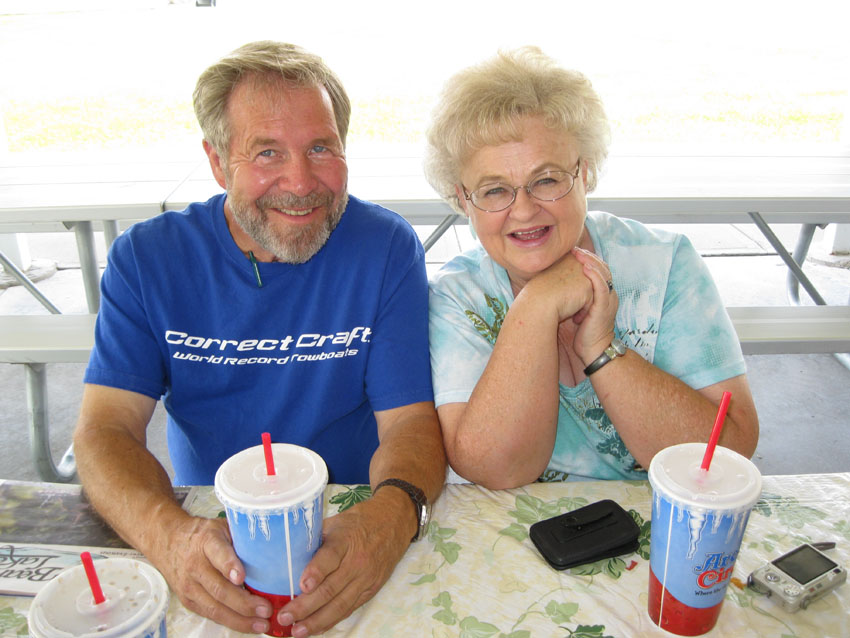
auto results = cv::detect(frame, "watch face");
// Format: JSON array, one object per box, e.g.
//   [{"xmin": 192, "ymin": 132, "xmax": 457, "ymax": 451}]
[
  {"xmin": 420, "ymin": 503, "xmax": 432, "ymax": 534},
  {"xmin": 376, "ymin": 478, "xmax": 430, "ymax": 542},
  {"xmin": 611, "ymin": 338, "xmax": 627, "ymax": 356}
]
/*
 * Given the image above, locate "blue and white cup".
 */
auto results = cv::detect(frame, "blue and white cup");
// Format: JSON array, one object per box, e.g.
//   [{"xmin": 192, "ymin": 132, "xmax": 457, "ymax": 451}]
[
  {"xmin": 28, "ymin": 557, "xmax": 168, "ymax": 638},
  {"xmin": 214, "ymin": 443, "xmax": 327, "ymax": 637},
  {"xmin": 648, "ymin": 442, "xmax": 762, "ymax": 636}
]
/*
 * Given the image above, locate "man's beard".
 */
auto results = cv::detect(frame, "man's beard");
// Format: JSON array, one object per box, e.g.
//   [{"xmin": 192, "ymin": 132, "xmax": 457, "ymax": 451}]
[{"xmin": 229, "ymin": 189, "xmax": 348, "ymax": 264}]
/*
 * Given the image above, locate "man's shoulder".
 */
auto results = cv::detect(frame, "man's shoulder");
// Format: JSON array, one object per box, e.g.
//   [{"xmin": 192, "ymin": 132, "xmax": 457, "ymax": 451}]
[
  {"xmin": 337, "ymin": 195, "xmax": 423, "ymax": 258},
  {"xmin": 345, "ymin": 195, "xmax": 416, "ymax": 233},
  {"xmin": 115, "ymin": 194, "xmax": 223, "ymax": 256},
  {"xmin": 125, "ymin": 193, "xmax": 223, "ymax": 237},
  {"xmin": 106, "ymin": 194, "xmax": 224, "ymax": 274}
]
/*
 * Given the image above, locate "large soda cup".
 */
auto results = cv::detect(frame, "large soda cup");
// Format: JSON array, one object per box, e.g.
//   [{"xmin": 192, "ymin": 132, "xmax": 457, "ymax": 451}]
[
  {"xmin": 648, "ymin": 442, "xmax": 762, "ymax": 636},
  {"xmin": 28, "ymin": 557, "xmax": 168, "ymax": 638},
  {"xmin": 214, "ymin": 442, "xmax": 328, "ymax": 637}
]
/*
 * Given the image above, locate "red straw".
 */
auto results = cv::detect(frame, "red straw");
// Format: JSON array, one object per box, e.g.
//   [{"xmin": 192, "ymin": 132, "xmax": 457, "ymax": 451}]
[
  {"xmin": 80, "ymin": 551, "xmax": 105, "ymax": 605},
  {"xmin": 701, "ymin": 391, "xmax": 732, "ymax": 471},
  {"xmin": 261, "ymin": 432, "xmax": 276, "ymax": 476}
]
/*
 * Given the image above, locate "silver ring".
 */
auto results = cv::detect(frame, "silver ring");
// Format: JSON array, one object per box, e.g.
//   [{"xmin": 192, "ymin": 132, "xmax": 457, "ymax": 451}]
[{"xmin": 606, "ymin": 280, "xmax": 614, "ymax": 292}]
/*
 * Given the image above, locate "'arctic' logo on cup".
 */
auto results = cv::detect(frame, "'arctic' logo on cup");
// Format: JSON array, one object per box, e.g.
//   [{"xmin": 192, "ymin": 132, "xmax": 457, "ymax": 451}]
[{"xmin": 694, "ymin": 551, "xmax": 738, "ymax": 589}]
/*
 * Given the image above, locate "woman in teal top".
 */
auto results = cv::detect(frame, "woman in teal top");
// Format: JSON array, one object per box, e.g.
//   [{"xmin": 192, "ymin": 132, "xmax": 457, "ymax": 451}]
[{"xmin": 424, "ymin": 48, "xmax": 759, "ymax": 487}]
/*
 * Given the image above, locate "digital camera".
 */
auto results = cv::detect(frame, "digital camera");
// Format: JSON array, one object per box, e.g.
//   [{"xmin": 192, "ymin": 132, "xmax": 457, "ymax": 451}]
[{"xmin": 747, "ymin": 543, "xmax": 846, "ymax": 612}]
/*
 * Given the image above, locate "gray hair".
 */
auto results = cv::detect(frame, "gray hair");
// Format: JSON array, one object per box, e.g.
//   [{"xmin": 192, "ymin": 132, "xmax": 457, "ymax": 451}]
[
  {"xmin": 193, "ymin": 41, "xmax": 351, "ymax": 157},
  {"xmin": 424, "ymin": 47, "xmax": 610, "ymax": 213}
]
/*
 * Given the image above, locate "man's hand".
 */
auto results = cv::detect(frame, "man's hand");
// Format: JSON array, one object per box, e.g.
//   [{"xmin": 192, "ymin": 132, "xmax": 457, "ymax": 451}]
[
  {"xmin": 74, "ymin": 384, "xmax": 276, "ymax": 634},
  {"xmin": 277, "ymin": 487, "xmax": 414, "ymax": 637},
  {"xmin": 146, "ymin": 512, "xmax": 274, "ymax": 635},
  {"xmin": 277, "ymin": 401, "xmax": 445, "ymax": 637}
]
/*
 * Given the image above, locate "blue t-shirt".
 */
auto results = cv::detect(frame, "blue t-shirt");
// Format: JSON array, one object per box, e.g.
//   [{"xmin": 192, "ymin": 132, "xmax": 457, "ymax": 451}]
[
  {"xmin": 86, "ymin": 194, "xmax": 434, "ymax": 485},
  {"xmin": 429, "ymin": 211, "xmax": 745, "ymax": 482}
]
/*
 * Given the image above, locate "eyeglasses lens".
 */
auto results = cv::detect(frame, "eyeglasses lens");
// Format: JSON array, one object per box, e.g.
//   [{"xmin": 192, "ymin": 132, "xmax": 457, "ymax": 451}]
[{"xmin": 471, "ymin": 171, "xmax": 574, "ymax": 212}]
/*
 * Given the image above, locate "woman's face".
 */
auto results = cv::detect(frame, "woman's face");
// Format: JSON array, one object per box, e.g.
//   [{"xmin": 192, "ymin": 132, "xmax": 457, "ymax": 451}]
[{"xmin": 456, "ymin": 116, "xmax": 588, "ymax": 288}]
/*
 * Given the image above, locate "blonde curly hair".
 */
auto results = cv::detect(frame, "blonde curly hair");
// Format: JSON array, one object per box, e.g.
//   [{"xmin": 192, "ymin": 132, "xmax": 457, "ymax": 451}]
[{"xmin": 424, "ymin": 47, "xmax": 610, "ymax": 213}]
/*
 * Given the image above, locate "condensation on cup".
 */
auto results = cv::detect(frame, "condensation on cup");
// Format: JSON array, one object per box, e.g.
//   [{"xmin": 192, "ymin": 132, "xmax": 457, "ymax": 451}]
[
  {"xmin": 28, "ymin": 557, "xmax": 168, "ymax": 638},
  {"xmin": 214, "ymin": 442, "xmax": 328, "ymax": 637},
  {"xmin": 648, "ymin": 442, "xmax": 762, "ymax": 636}
]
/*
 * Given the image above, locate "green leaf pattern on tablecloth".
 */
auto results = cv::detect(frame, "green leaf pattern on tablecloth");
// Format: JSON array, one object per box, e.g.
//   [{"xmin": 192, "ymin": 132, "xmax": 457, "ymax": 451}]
[
  {"xmin": 438, "ymin": 492, "xmax": 655, "ymax": 637},
  {"xmin": 833, "ymin": 519, "xmax": 850, "ymax": 542},
  {"xmin": 545, "ymin": 600, "xmax": 579, "ymax": 624},
  {"xmin": 498, "ymin": 522, "xmax": 529, "ymax": 542},
  {"xmin": 0, "ymin": 608, "xmax": 27, "ymax": 636},
  {"xmin": 746, "ymin": 531, "xmax": 812, "ymax": 554},
  {"xmin": 565, "ymin": 625, "xmax": 616, "ymax": 638},
  {"xmin": 328, "ymin": 484, "xmax": 372, "ymax": 513},
  {"xmin": 753, "ymin": 492, "xmax": 825, "ymax": 529},
  {"xmin": 510, "ymin": 494, "xmax": 568, "ymax": 525},
  {"xmin": 571, "ymin": 556, "xmax": 632, "ymax": 579},
  {"xmin": 411, "ymin": 521, "xmax": 461, "ymax": 586},
  {"xmin": 430, "ymin": 591, "xmax": 618, "ymax": 638},
  {"xmin": 726, "ymin": 585, "xmax": 804, "ymax": 638},
  {"xmin": 458, "ymin": 615, "xmax": 500, "ymax": 637},
  {"xmin": 630, "ymin": 509, "xmax": 651, "ymax": 560},
  {"xmin": 428, "ymin": 521, "xmax": 461, "ymax": 564},
  {"xmin": 432, "ymin": 591, "xmax": 459, "ymax": 625}
]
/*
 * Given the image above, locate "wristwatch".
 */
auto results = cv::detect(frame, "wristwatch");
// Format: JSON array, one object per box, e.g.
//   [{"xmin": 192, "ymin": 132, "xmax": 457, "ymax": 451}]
[
  {"xmin": 583, "ymin": 337, "xmax": 627, "ymax": 376},
  {"xmin": 374, "ymin": 478, "xmax": 431, "ymax": 542}
]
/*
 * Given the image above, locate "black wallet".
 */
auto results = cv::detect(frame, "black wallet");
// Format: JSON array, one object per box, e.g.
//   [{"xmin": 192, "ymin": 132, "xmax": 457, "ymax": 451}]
[{"xmin": 529, "ymin": 499, "xmax": 640, "ymax": 570}]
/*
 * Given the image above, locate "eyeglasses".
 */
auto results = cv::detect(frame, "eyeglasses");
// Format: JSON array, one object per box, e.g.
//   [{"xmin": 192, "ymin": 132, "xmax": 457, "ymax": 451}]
[{"xmin": 461, "ymin": 159, "xmax": 582, "ymax": 213}]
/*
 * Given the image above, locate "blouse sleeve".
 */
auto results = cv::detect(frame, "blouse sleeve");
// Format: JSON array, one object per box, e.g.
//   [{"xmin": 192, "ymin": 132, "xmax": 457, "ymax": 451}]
[
  {"xmin": 428, "ymin": 263, "xmax": 506, "ymax": 408},
  {"xmin": 652, "ymin": 234, "xmax": 746, "ymax": 389}
]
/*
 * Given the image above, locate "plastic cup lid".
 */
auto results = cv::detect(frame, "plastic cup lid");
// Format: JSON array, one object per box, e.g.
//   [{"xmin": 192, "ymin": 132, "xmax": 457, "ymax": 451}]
[
  {"xmin": 214, "ymin": 443, "xmax": 328, "ymax": 512},
  {"xmin": 648, "ymin": 442, "xmax": 762, "ymax": 511},
  {"xmin": 28, "ymin": 558, "xmax": 168, "ymax": 638}
]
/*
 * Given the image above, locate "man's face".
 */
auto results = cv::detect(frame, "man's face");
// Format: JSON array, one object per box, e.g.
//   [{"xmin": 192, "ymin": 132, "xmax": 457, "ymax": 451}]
[{"xmin": 208, "ymin": 78, "xmax": 348, "ymax": 263}]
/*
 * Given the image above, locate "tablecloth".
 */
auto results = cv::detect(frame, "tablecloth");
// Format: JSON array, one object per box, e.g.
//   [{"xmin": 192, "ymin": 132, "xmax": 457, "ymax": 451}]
[{"xmin": 2, "ymin": 473, "xmax": 848, "ymax": 637}]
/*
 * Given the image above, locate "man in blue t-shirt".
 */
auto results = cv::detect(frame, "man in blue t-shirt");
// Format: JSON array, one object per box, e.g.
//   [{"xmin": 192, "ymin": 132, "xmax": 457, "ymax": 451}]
[{"xmin": 73, "ymin": 41, "xmax": 446, "ymax": 638}]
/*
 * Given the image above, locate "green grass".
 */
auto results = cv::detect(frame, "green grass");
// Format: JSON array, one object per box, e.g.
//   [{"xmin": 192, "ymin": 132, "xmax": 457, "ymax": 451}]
[
  {"xmin": 4, "ymin": 93, "xmax": 199, "ymax": 152},
  {"xmin": 2, "ymin": 90, "xmax": 845, "ymax": 153},
  {"xmin": 348, "ymin": 95, "xmax": 433, "ymax": 145}
]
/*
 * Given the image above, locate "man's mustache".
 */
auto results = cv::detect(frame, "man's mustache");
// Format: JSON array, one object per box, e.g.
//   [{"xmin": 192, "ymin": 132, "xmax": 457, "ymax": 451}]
[{"xmin": 256, "ymin": 192, "xmax": 333, "ymax": 211}]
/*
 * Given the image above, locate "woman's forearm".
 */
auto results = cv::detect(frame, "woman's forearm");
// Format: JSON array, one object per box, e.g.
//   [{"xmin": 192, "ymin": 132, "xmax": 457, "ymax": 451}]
[
  {"xmin": 587, "ymin": 350, "xmax": 759, "ymax": 468},
  {"xmin": 444, "ymin": 291, "xmax": 563, "ymax": 488}
]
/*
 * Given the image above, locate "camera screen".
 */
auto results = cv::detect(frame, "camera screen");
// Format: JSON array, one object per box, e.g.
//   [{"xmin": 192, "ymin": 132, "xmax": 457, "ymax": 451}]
[{"xmin": 773, "ymin": 545, "xmax": 838, "ymax": 585}]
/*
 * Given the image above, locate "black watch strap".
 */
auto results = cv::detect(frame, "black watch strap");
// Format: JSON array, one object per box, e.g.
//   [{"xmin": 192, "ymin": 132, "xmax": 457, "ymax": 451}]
[
  {"xmin": 374, "ymin": 478, "xmax": 430, "ymax": 542},
  {"xmin": 583, "ymin": 337, "xmax": 627, "ymax": 376}
]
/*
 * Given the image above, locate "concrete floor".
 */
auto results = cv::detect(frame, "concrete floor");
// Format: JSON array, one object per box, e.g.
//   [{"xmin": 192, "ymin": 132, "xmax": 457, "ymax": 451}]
[{"xmin": 1, "ymin": 222, "xmax": 848, "ymax": 484}]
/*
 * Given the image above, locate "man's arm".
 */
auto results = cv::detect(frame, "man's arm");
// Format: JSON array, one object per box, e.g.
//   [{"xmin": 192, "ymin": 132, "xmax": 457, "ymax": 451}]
[
  {"xmin": 279, "ymin": 401, "xmax": 446, "ymax": 638},
  {"xmin": 73, "ymin": 383, "xmax": 275, "ymax": 634}
]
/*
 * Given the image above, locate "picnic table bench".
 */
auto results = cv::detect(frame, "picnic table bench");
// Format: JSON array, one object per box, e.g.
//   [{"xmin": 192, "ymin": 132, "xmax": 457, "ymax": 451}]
[{"xmin": 1, "ymin": 306, "xmax": 849, "ymax": 482}]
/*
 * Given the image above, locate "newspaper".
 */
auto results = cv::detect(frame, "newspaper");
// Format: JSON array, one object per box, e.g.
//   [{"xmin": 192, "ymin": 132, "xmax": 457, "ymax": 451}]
[
  {"xmin": 0, "ymin": 479, "xmax": 197, "ymax": 596},
  {"xmin": 0, "ymin": 542, "xmax": 144, "ymax": 596}
]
